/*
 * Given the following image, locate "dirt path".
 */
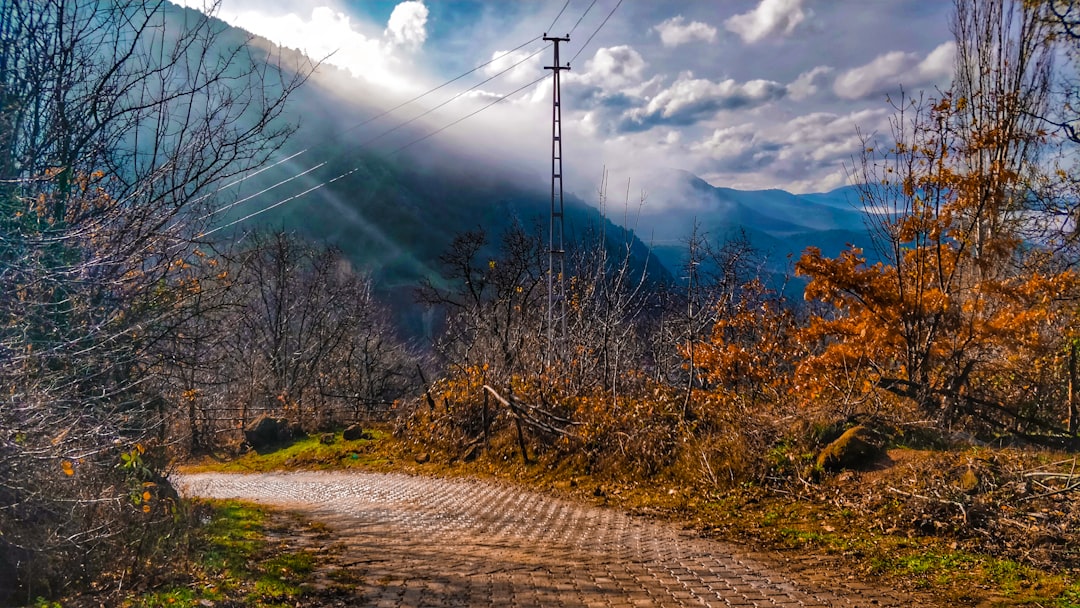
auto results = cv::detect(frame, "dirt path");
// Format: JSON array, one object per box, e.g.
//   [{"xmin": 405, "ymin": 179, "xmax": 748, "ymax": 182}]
[{"xmin": 178, "ymin": 471, "xmax": 923, "ymax": 607}]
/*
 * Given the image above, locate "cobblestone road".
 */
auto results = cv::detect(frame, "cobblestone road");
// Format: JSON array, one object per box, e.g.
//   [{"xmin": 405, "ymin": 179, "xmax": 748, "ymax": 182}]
[{"xmin": 178, "ymin": 472, "xmax": 917, "ymax": 607}]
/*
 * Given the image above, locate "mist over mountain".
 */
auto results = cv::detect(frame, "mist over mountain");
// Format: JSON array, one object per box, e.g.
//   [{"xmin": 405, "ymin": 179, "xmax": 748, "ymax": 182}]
[
  {"xmin": 633, "ymin": 171, "xmax": 881, "ymax": 286},
  {"xmin": 188, "ymin": 4, "xmax": 883, "ymax": 306}
]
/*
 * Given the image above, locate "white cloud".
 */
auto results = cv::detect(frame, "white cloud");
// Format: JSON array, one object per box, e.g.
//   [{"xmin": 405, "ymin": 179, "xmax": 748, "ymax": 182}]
[
  {"xmin": 623, "ymin": 73, "xmax": 786, "ymax": 129},
  {"xmin": 788, "ymin": 65, "xmax": 833, "ymax": 101},
  {"xmin": 385, "ymin": 1, "xmax": 429, "ymax": 50},
  {"xmin": 834, "ymin": 41, "xmax": 956, "ymax": 100},
  {"xmin": 917, "ymin": 41, "xmax": 956, "ymax": 80},
  {"xmin": 169, "ymin": 1, "xmax": 431, "ymax": 93},
  {"xmin": 653, "ymin": 15, "xmax": 718, "ymax": 47},
  {"xmin": 483, "ymin": 48, "xmax": 543, "ymax": 85},
  {"xmin": 693, "ymin": 124, "xmax": 762, "ymax": 162},
  {"xmin": 725, "ymin": 0, "xmax": 807, "ymax": 44},
  {"xmin": 779, "ymin": 109, "xmax": 889, "ymax": 162},
  {"xmin": 833, "ymin": 51, "xmax": 911, "ymax": 99},
  {"xmin": 581, "ymin": 45, "xmax": 647, "ymax": 89}
]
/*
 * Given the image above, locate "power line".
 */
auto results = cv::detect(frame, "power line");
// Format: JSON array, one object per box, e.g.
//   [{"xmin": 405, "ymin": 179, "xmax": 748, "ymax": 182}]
[
  {"xmin": 569, "ymin": 0, "xmax": 597, "ymax": 36},
  {"xmin": 201, "ymin": 168, "xmax": 359, "ymax": 238},
  {"xmin": 353, "ymin": 44, "xmax": 550, "ymax": 149},
  {"xmin": 198, "ymin": 161, "xmax": 327, "ymax": 221},
  {"xmin": 339, "ymin": 35, "xmax": 543, "ymax": 138},
  {"xmin": 189, "ymin": 149, "xmax": 309, "ymax": 208},
  {"xmin": 547, "ymin": 0, "xmax": 571, "ymax": 33},
  {"xmin": 570, "ymin": 0, "xmax": 623, "ymax": 64},
  {"xmin": 200, "ymin": 0, "xmax": 595, "ymax": 236},
  {"xmin": 389, "ymin": 74, "xmax": 548, "ymax": 155},
  {"xmin": 202, "ymin": 74, "xmax": 550, "ymax": 237},
  {"xmin": 191, "ymin": 35, "xmax": 543, "ymax": 213},
  {"xmin": 197, "ymin": 42, "xmax": 549, "ymax": 224}
]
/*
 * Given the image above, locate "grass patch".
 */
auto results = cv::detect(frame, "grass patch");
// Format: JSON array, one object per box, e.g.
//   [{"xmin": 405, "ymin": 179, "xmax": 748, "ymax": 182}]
[
  {"xmin": 123, "ymin": 500, "xmax": 318, "ymax": 608},
  {"xmin": 869, "ymin": 549, "xmax": 1078, "ymax": 604},
  {"xmin": 185, "ymin": 430, "xmax": 390, "ymax": 473},
  {"xmin": 1058, "ymin": 580, "xmax": 1080, "ymax": 608}
]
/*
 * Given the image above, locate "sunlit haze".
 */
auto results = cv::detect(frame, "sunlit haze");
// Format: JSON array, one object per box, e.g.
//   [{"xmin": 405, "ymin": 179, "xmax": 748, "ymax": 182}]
[{"xmin": 174, "ymin": 0, "xmax": 955, "ymax": 195}]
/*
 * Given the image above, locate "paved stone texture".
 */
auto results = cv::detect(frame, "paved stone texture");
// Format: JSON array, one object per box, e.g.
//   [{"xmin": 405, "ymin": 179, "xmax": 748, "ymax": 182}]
[{"xmin": 178, "ymin": 472, "xmax": 917, "ymax": 607}]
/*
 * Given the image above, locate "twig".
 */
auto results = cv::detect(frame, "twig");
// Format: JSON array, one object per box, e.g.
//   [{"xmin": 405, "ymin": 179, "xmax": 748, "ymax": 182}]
[
  {"xmin": 482, "ymin": 385, "xmax": 578, "ymax": 439},
  {"xmin": 1018, "ymin": 480, "xmax": 1080, "ymax": 502},
  {"xmin": 888, "ymin": 486, "xmax": 967, "ymax": 523}
]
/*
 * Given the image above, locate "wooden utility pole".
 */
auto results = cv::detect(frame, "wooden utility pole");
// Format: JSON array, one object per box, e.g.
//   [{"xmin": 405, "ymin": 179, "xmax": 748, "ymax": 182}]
[{"xmin": 545, "ymin": 34, "xmax": 570, "ymax": 358}]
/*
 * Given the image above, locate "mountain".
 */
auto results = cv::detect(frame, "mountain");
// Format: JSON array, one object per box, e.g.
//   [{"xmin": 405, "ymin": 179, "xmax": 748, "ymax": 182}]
[
  {"xmin": 184, "ymin": 8, "xmax": 883, "ymax": 309},
  {"xmin": 633, "ymin": 171, "xmax": 883, "ymax": 290}
]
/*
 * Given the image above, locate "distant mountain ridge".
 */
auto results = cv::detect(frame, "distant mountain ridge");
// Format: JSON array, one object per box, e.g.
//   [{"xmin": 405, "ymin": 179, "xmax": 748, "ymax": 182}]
[
  {"xmin": 180, "ymin": 5, "xmax": 882, "ymax": 303},
  {"xmin": 636, "ymin": 171, "xmax": 880, "ymax": 285}
]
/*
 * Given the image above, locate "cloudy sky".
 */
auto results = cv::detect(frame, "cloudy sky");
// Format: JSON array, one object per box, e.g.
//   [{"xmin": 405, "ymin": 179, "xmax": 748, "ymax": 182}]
[{"xmin": 177, "ymin": 0, "xmax": 956, "ymax": 195}]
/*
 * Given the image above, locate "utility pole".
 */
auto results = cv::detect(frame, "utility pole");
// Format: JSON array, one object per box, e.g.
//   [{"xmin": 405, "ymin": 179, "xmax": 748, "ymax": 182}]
[{"xmin": 545, "ymin": 33, "xmax": 569, "ymax": 359}]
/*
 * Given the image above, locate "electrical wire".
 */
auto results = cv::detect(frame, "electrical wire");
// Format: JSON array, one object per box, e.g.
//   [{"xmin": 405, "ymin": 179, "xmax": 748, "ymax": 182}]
[
  {"xmin": 197, "ymin": 40, "xmax": 548, "ymax": 225},
  {"xmin": 546, "ymin": 0, "xmax": 571, "ymax": 34},
  {"xmin": 198, "ymin": 161, "xmax": 327, "ymax": 221},
  {"xmin": 202, "ymin": 73, "xmax": 550, "ymax": 237},
  {"xmin": 189, "ymin": 35, "xmax": 543, "ymax": 216},
  {"xmin": 350, "ymin": 44, "xmax": 550, "ymax": 149},
  {"xmin": 568, "ymin": 0, "xmax": 597, "ymax": 36},
  {"xmin": 188, "ymin": 148, "xmax": 309, "ymax": 209},
  {"xmin": 196, "ymin": 41, "xmax": 549, "ymax": 223},
  {"xmin": 570, "ymin": 0, "xmax": 623, "ymax": 64},
  {"xmin": 200, "ymin": 0, "xmax": 598, "ymax": 236},
  {"xmin": 389, "ymin": 73, "xmax": 548, "ymax": 155},
  {"xmin": 338, "ymin": 35, "xmax": 543, "ymax": 138}
]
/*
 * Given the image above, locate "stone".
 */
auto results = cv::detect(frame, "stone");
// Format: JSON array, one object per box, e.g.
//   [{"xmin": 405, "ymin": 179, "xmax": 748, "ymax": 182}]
[
  {"xmin": 960, "ymin": 468, "xmax": 980, "ymax": 493},
  {"xmin": 243, "ymin": 415, "xmax": 292, "ymax": 449},
  {"xmin": 342, "ymin": 424, "xmax": 366, "ymax": 441},
  {"xmin": 816, "ymin": 425, "xmax": 883, "ymax": 472},
  {"xmin": 320, "ymin": 433, "xmax": 336, "ymax": 445}
]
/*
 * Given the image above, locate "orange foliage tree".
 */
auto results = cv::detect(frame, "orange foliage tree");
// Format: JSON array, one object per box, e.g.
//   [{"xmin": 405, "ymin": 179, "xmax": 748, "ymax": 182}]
[{"xmin": 795, "ymin": 0, "xmax": 1079, "ymax": 434}]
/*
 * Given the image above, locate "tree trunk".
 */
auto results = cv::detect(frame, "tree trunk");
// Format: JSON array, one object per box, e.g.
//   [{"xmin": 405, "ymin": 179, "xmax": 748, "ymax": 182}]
[{"xmin": 1069, "ymin": 341, "xmax": 1078, "ymax": 437}]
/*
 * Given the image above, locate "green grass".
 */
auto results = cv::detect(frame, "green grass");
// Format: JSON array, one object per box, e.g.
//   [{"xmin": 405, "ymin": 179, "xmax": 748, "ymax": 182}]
[
  {"xmin": 249, "ymin": 552, "xmax": 315, "ymax": 602},
  {"xmin": 869, "ymin": 549, "xmax": 1079, "ymax": 604},
  {"xmin": 188, "ymin": 431, "xmax": 389, "ymax": 473},
  {"xmin": 125, "ymin": 500, "xmax": 318, "ymax": 608},
  {"xmin": 1058, "ymin": 580, "xmax": 1080, "ymax": 608}
]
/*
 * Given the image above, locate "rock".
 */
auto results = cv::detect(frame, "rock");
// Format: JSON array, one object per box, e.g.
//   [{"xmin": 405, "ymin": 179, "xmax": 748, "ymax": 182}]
[
  {"xmin": 243, "ymin": 415, "xmax": 292, "ymax": 450},
  {"xmin": 342, "ymin": 424, "xmax": 365, "ymax": 441},
  {"xmin": 960, "ymin": 468, "xmax": 980, "ymax": 493},
  {"xmin": 415, "ymin": 452, "xmax": 430, "ymax": 464},
  {"xmin": 319, "ymin": 433, "xmax": 335, "ymax": 445},
  {"xmin": 816, "ymin": 425, "xmax": 883, "ymax": 472}
]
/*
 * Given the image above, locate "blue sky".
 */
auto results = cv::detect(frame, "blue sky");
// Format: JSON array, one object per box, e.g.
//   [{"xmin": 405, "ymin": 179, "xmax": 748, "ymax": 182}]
[{"xmin": 176, "ymin": 0, "xmax": 956, "ymax": 195}]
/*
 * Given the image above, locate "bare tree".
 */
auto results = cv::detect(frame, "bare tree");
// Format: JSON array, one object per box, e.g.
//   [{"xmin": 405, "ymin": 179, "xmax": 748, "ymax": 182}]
[
  {"xmin": 0, "ymin": 0, "xmax": 310, "ymax": 600},
  {"xmin": 222, "ymin": 231, "xmax": 414, "ymax": 431}
]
